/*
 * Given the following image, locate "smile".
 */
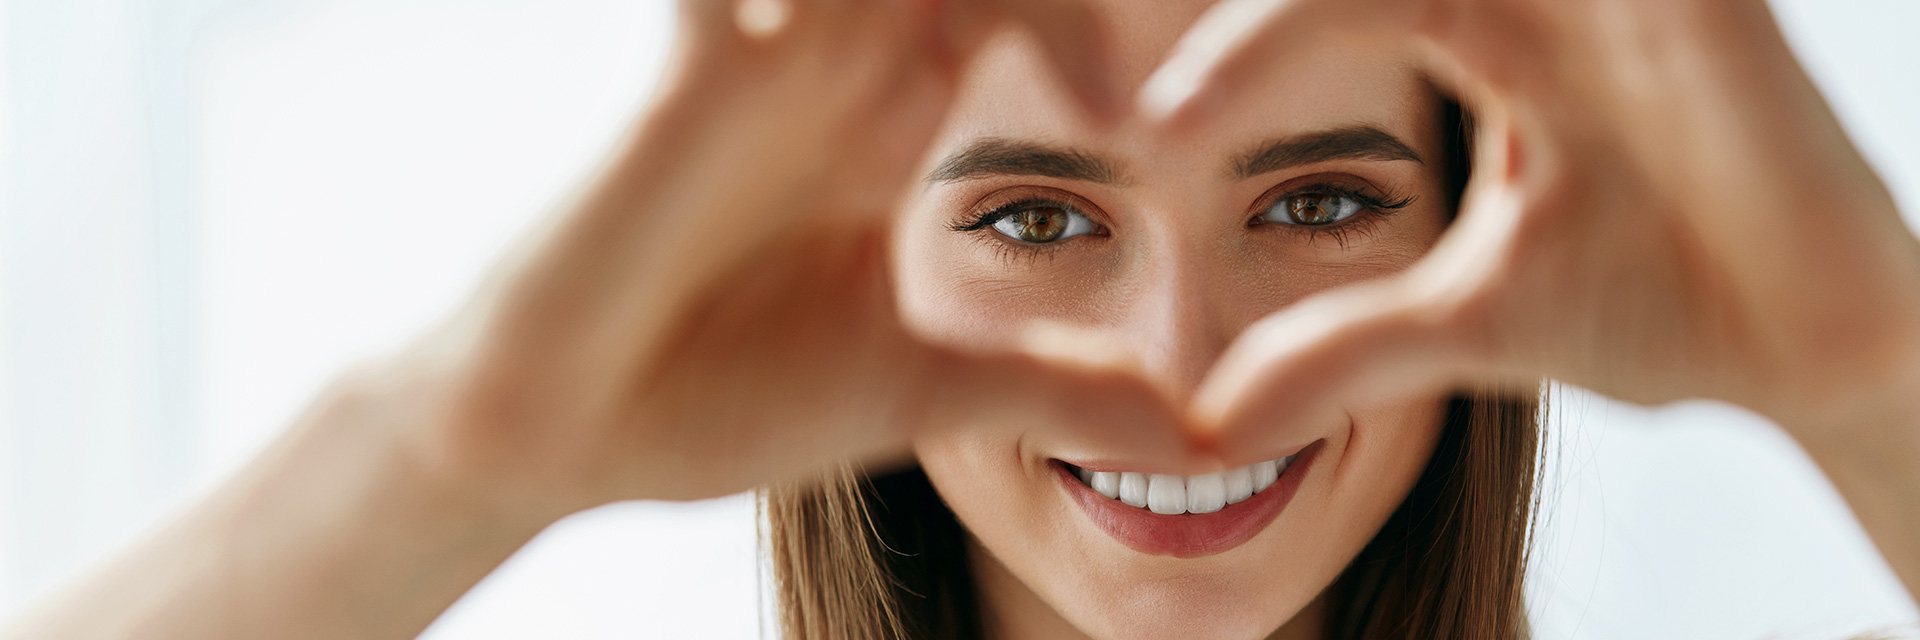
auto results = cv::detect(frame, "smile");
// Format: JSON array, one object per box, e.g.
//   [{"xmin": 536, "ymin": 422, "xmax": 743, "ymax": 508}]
[
  {"xmin": 1052, "ymin": 441, "xmax": 1323, "ymax": 558},
  {"xmin": 1067, "ymin": 456, "xmax": 1296, "ymax": 515}
]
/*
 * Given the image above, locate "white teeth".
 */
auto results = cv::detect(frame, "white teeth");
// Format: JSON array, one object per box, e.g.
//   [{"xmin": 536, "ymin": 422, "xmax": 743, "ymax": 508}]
[
  {"xmin": 1090, "ymin": 471, "xmax": 1120, "ymax": 499},
  {"xmin": 1224, "ymin": 466, "xmax": 1254, "ymax": 504},
  {"xmin": 1186, "ymin": 472, "xmax": 1226, "ymax": 514},
  {"xmin": 1147, "ymin": 474, "xmax": 1187, "ymax": 515},
  {"xmin": 1251, "ymin": 460, "xmax": 1279, "ymax": 493},
  {"xmin": 1070, "ymin": 454, "xmax": 1299, "ymax": 515},
  {"xmin": 1118, "ymin": 472, "xmax": 1149, "ymax": 508}
]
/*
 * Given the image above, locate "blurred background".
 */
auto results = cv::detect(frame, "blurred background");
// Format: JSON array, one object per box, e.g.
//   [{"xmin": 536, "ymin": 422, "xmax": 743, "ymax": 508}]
[{"xmin": 1, "ymin": 0, "xmax": 1916, "ymax": 638}]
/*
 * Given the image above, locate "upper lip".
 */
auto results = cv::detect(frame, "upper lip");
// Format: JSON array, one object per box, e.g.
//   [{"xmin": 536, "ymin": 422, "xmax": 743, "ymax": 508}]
[{"xmin": 1054, "ymin": 443, "xmax": 1314, "ymax": 475}]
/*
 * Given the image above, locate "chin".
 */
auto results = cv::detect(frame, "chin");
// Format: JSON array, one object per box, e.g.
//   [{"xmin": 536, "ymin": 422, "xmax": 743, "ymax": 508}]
[{"xmin": 1050, "ymin": 586, "xmax": 1299, "ymax": 640}]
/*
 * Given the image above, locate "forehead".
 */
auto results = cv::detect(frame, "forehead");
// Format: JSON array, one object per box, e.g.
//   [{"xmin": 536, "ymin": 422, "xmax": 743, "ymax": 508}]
[{"xmin": 936, "ymin": 9, "xmax": 1437, "ymax": 176}]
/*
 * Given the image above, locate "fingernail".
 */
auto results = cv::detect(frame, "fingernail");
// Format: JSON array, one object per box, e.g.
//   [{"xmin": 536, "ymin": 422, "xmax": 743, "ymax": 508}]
[{"xmin": 734, "ymin": 0, "xmax": 791, "ymax": 39}]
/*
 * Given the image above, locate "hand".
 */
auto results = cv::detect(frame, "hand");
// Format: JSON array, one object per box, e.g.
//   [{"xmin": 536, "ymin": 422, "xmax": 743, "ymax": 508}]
[
  {"xmin": 1142, "ymin": 0, "xmax": 1920, "ymax": 455},
  {"xmin": 393, "ymin": 0, "xmax": 1188, "ymax": 510}
]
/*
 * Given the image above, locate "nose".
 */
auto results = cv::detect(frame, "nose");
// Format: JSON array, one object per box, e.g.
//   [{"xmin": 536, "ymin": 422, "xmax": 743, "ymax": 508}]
[{"xmin": 1114, "ymin": 246, "xmax": 1243, "ymax": 403}]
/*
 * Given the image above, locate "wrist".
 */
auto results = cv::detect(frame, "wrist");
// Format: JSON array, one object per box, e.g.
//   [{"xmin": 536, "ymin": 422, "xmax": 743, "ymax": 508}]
[
  {"xmin": 1784, "ymin": 335, "xmax": 1920, "ymax": 603},
  {"xmin": 1775, "ymin": 327, "xmax": 1920, "ymax": 462},
  {"xmin": 282, "ymin": 363, "xmax": 569, "ymax": 553},
  {"xmin": 243, "ymin": 364, "xmax": 568, "ymax": 624},
  {"xmin": 336, "ymin": 349, "xmax": 591, "ymax": 529}
]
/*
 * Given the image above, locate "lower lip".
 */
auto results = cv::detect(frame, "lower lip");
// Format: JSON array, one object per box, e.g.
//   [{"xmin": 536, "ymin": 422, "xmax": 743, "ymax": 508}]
[{"xmin": 1054, "ymin": 442, "xmax": 1323, "ymax": 559}]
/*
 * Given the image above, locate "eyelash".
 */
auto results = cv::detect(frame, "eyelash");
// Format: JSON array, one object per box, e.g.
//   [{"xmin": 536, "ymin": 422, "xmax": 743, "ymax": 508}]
[
  {"xmin": 950, "ymin": 197, "xmax": 1103, "ymax": 263},
  {"xmin": 1248, "ymin": 182, "xmax": 1416, "ymax": 249},
  {"xmin": 950, "ymin": 197, "xmax": 1088, "ymax": 232}
]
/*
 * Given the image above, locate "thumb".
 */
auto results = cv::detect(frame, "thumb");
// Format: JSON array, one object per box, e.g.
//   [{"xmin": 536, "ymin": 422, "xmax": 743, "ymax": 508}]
[{"xmin": 1189, "ymin": 278, "xmax": 1476, "ymax": 460}]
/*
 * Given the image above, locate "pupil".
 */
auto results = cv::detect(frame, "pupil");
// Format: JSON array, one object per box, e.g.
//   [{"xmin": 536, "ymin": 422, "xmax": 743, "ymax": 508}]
[
  {"xmin": 1288, "ymin": 195, "xmax": 1335, "ymax": 225},
  {"xmin": 1017, "ymin": 208, "xmax": 1068, "ymax": 242}
]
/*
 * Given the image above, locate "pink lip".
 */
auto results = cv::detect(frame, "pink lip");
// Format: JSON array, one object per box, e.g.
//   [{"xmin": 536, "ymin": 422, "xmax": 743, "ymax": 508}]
[{"xmin": 1054, "ymin": 441, "xmax": 1324, "ymax": 559}]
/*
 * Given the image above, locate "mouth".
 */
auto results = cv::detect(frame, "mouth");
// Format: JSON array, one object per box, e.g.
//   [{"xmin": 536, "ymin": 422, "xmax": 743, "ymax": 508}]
[{"xmin": 1052, "ymin": 441, "xmax": 1324, "ymax": 559}]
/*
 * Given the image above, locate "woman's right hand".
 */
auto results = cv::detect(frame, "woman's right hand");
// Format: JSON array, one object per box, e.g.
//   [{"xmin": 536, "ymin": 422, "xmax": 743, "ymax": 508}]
[
  {"xmin": 387, "ymin": 0, "xmax": 1187, "ymax": 512},
  {"xmin": 2, "ymin": 8, "xmax": 1198, "ymax": 639}
]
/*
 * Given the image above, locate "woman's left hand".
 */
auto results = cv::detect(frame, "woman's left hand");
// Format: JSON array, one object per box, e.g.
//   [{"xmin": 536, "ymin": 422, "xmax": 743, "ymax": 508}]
[
  {"xmin": 1156, "ymin": 0, "xmax": 1920, "ymax": 449},
  {"xmin": 1145, "ymin": 0, "xmax": 1920, "ymax": 596}
]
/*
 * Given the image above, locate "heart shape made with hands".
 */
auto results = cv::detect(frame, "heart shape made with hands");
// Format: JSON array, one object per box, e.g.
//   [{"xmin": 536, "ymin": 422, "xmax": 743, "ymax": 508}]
[
  {"xmin": 460, "ymin": 0, "xmax": 1918, "ymax": 506},
  {"xmin": 905, "ymin": 0, "xmax": 1920, "ymax": 466}
]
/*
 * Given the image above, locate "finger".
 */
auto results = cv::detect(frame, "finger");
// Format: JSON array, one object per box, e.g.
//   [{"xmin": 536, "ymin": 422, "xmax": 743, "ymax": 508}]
[
  {"xmin": 915, "ymin": 336, "xmax": 1197, "ymax": 471},
  {"xmin": 1141, "ymin": 0, "xmax": 1584, "ymax": 138},
  {"xmin": 992, "ymin": 0, "xmax": 1124, "ymax": 124},
  {"xmin": 1187, "ymin": 278, "xmax": 1474, "ymax": 461},
  {"xmin": 1138, "ymin": 0, "xmax": 1425, "ymax": 131},
  {"xmin": 1188, "ymin": 100, "xmax": 1533, "ymax": 456},
  {"xmin": 932, "ymin": 0, "xmax": 1123, "ymax": 125}
]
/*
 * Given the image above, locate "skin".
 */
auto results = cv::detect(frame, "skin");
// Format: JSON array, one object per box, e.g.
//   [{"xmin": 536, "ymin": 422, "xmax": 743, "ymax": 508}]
[
  {"xmin": 3, "ymin": 1, "xmax": 1919, "ymax": 639},
  {"xmin": 1153, "ymin": 0, "xmax": 1920, "ymax": 612},
  {"xmin": 900, "ymin": 7, "xmax": 1455, "ymax": 637}
]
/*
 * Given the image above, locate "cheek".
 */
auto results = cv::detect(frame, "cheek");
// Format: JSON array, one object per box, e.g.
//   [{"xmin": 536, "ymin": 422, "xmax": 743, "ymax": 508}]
[
  {"xmin": 893, "ymin": 243, "xmax": 1122, "ymax": 365},
  {"xmin": 893, "ymin": 211, "xmax": 1012, "ymax": 347},
  {"xmin": 912, "ymin": 431, "xmax": 1042, "ymax": 521},
  {"xmin": 1310, "ymin": 392, "xmax": 1452, "ymax": 555},
  {"xmin": 911, "ymin": 429, "xmax": 1096, "ymax": 619},
  {"xmin": 1239, "ymin": 208, "xmax": 1449, "ymax": 289}
]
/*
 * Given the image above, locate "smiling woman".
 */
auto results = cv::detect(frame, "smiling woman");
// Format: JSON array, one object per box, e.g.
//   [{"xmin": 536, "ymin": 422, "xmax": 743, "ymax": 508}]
[
  {"xmin": 767, "ymin": 20, "xmax": 1532, "ymax": 634},
  {"xmin": 3, "ymin": 0, "xmax": 1919, "ymax": 639}
]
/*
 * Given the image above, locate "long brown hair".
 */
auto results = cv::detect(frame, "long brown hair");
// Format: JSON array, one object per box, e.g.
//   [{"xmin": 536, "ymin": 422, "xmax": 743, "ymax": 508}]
[{"xmin": 763, "ymin": 100, "xmax": 1544, "ymax": 639}]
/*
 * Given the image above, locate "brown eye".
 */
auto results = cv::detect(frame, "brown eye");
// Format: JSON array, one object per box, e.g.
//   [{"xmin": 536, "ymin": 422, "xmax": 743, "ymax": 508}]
[
  {"xmin": 1013, "ymin": 208, "xmax": 1066, "ymax": 242},
  {"xmin": 1264, "ymin": 193, "xmax": 1365, "ymax": 226},
  {"xmin": 989, "ymin": 203, "xmax": 1096, "ymax": 244}
]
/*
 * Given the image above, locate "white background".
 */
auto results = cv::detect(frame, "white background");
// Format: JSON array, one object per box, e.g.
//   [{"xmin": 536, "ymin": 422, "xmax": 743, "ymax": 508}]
[{"xmin": 1, "ymin": 1, "xmax": 1917, "ymax": 638}]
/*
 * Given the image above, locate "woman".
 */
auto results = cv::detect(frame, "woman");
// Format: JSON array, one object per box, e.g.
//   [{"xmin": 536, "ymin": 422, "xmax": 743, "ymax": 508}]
[
  {"xmin": 5, "ymin": 0, "xmax": 1917, "ymax": 639},
  {"xmin": 772, "ymin": 8, "xmax": 1527, "ymax": 637}
]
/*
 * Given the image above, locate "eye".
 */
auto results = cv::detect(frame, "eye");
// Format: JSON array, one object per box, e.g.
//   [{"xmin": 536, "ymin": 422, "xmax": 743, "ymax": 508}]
[
  {"xmin": 1260, "ymin": 192, "xmax": 1367, "ymax": 226},
  {"xmin": 987, "ymin": 203, "xmax": 1097, "ymax": 244}
]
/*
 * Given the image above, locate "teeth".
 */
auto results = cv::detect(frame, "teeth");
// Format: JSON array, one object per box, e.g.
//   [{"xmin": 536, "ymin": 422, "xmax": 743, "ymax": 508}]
[
  {"xmin": 1069, "ymin": 455, "xmax": 1298, "ymax": 515},
  {"xmin": 1251, "ymin": 460, "xmax": 1278, "ymax": 493},
  {"xmin": 1090, "ymin": 471, "xmax": 1120, "ymax": 499},
  {"xmin": 1147, "ymin": 474, "xmax": 1187, "ymax": 515},
  {"xmin": 1224, "ymin": 466, "xmax": 1254, "ymax": 504},
  {"xmin": 1118, "ymin": 472, "xmax": 1149, "ymax": 508},
  {"xmin": 1186, "ymin": 472, "xmax": 1226, "ymax": 514}
]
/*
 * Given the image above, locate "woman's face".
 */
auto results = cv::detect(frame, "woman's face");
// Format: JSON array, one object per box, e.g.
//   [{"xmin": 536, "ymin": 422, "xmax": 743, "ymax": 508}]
[{"xmin": 898, "ymin": 4, "xmax": 1452, "ymax": 638}]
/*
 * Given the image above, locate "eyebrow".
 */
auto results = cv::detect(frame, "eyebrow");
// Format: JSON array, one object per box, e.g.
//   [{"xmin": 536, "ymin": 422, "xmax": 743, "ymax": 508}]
[
  {"xmin": 1231, "ymin": 126, "xmax": 1423, "ymax": 180},
  {"xmin": 925, "ymin": 138, "xmax": 1123, "ymax": 185}
]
